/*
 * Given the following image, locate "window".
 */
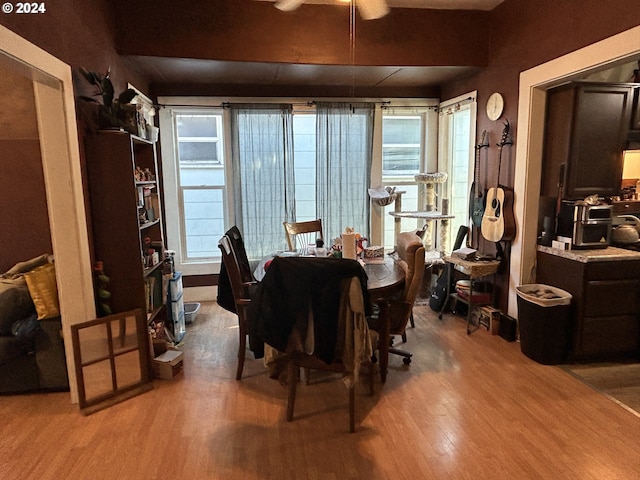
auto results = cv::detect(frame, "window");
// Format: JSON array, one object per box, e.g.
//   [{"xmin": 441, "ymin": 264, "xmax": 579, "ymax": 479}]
[
  {"xmin": 160, "ymin": 110, "xmax": 227, "ymax": 275},
  {"xmin": 159, "ymin": 98, "xmax": 440, "ymax": 274},
  {"xmin": 379, "ymin": 110, "xmax": 433, "ymax": 251},
  {"xmin": 176, "ymin": 114, "xmax": 225, "ymax": 261},
  {"xmin": 438, "ymin": 93, "xmax": 477, "ymax": 252}
]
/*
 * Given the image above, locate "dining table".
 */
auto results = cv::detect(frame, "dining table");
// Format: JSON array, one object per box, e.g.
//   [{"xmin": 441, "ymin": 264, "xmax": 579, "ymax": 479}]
[
  {"xmin": 252, "ymin": 252, "xmax": 406, "ymax": 383},
  {"xmin": 254, "ymin": 252, "xmax": 405, "ymax": 299}
]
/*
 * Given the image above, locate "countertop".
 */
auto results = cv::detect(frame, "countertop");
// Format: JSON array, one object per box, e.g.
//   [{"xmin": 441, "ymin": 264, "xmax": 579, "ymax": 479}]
[{"xmin": 537, "ymin": 245, "xmax": 640, "ymax": 262}]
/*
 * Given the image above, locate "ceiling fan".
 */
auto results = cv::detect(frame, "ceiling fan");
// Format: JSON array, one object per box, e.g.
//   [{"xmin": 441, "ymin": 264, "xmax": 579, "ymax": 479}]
[{"xmin": 274, "ymin": 0, "xmax": 390, "ymax": 20}]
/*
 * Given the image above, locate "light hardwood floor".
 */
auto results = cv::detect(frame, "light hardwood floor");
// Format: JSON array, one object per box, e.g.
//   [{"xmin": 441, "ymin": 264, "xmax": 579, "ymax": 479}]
[{"xmin": 1, "ymin": 300, "xmax": 639, "ymax": 479}]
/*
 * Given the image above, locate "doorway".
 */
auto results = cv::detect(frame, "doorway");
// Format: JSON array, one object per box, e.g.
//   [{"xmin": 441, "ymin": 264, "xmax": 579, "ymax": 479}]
[
  {"xmin": 0, "ymin": 25, "xmax": 96, "ymax": 403},
  {"xmin": 510, "ymin": 25, "xmax": 640, "ymax": 318}
]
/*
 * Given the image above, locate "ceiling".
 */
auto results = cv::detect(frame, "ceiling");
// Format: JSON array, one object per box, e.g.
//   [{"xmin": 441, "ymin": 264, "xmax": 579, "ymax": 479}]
[
  {"xmin": 258, "ymin": 1, "xmax": 504, "ymax": 9},
  {"xmin": 126, "ymin": 1, "xmax": 505, "ymax": 97}
]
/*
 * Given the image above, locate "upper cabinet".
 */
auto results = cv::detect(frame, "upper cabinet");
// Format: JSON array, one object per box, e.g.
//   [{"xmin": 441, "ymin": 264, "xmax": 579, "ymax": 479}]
[
  {"xmin": 631, "ymin": 87, "xmax": 640, "ymax": 131},
  {"xmin": 541, "ymin": 82, "xmax": 635, "ymax": 200}
]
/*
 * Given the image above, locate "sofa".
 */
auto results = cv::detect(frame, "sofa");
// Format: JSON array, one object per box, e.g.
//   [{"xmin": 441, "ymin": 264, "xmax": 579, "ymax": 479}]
[{"xmin": 0, "ymin": 254, "xmax": 69, "ymax": 393}]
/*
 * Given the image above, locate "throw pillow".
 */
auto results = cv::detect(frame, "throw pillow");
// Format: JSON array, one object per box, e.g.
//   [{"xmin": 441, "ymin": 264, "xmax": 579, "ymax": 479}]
[
  {"xmin": 24, "ymin": 263, "xmax": 60, "ymax": 320},
  {"xmin": 0, "ymin": 283, "xmax": 36, "ymax": 335},
  {"xmin": 11, "ymin": 313, "xmax": 41, "ymax": 343}
]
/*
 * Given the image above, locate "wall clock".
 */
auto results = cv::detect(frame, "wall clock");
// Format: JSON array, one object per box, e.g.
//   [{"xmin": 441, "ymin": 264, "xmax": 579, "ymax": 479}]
[{"xmin": 486, "ymin": 92, "xmax": 504, "ymax": 121}]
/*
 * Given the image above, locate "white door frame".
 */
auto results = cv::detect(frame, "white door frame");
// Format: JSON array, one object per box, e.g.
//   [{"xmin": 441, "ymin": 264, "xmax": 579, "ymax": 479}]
[
  {"xmin": 0, "ymin": 25, "xmax": 96, "ymax": 403},
  {"xmin": 510, "ymin": 26, "xmax": 640, "ymax": 318}
]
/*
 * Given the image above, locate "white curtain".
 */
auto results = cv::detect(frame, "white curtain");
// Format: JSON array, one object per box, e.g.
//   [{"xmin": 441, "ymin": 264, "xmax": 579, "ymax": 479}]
[
  {"xmin": 316, "ymin": 102, "xmax": 374, "ymax": 243},
  {"xmin": 230, "ymin": 104, "xmax": 295, "ymax": 260}
]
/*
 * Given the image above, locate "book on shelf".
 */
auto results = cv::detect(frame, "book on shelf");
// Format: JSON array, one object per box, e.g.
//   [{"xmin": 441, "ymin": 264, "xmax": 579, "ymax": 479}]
[{"xmin": 145, "ymin": 276, "xmax": 155, "ymax": 312}]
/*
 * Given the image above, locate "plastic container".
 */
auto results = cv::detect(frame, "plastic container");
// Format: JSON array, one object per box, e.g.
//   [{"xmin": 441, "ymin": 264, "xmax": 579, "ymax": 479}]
[
  {"xmin": 516, "ymin": 284, "xmax": 572, "ymax": 365},
  {"xmin": 185, "ymin": 302, "xmax": 201, "ymax": 324}
]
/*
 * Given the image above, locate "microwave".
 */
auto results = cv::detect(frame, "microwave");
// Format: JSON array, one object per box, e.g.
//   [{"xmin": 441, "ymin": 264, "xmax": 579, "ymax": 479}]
[{"xmin": 556, "ymin": 201, "xmax": 612, "ymax": 249}]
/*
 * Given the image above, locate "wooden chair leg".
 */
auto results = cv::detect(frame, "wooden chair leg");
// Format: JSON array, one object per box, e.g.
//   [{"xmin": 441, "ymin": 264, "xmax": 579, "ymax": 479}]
[
  {"xmin": 349, "ymin": 386, "xmax": 355, "ymax": 433},
  {"xmin": 236, "ymin": 328, "xmax": 246, "ymax": 381},
  {"xmin": 368, "ymin": 363, "xmax": 375, "ymax": 395},
  {"xmin": 286, "ymin": 361, "xmax": 299, "ymax": 422},
  {"xmin": 402, "ymin": 311, "xmax": 415, "ymax": 343}
]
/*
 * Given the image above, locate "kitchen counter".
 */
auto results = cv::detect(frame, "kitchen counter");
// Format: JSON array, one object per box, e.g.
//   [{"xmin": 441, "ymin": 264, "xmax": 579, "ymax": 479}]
[
  {"xmin": 536, "ymin": 247, "xmax": 640, "ymax": 360},
  {"xmin": 537, "ymin": 245, "xmax": 640, "ymax": 262}
]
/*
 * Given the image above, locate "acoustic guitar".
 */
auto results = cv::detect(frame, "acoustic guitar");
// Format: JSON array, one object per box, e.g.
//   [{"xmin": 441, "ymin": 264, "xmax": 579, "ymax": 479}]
[
  {"xmin": 481, "ymin": 120, "xmax": 516, "ymax": 242},
  {"xmin": 469, "ymin": 130, "xmax": 489, "ymax": 227}
]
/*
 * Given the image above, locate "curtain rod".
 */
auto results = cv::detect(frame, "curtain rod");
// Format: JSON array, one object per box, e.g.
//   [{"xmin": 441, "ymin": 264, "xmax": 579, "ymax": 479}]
[{"xmin": 156, "ymin": 99, "xmax": 448, "ymax": 110}]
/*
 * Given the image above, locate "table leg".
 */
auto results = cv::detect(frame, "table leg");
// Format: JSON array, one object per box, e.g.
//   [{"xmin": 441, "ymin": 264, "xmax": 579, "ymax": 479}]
[{"xmin": 377, "ymin": 301, "xmax": 391, "ymax": 383}]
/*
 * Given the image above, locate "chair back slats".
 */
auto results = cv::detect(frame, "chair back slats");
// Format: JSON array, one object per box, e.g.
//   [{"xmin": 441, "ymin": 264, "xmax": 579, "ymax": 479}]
[{"xmin": 283, "ymin": 219, "xmax": 324, "ymax": 251}]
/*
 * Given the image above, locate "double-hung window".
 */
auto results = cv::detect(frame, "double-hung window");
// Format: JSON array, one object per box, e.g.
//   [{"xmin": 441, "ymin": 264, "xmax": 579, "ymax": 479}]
[{"xmin": 160, "ymin": 110, "xmax": 226, "ymax": 274}]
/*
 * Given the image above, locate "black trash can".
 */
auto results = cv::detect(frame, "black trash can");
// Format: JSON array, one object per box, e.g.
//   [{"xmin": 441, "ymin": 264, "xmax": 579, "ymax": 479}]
[{"xmin": 516, "ymin": 284, "xmax": 572, "ymax": 365}]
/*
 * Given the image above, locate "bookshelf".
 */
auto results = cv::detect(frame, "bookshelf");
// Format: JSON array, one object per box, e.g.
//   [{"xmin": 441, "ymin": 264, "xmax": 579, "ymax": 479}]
[{"xmin": 85, "ymin": 132, "xmax": 167, "ymax": 327}]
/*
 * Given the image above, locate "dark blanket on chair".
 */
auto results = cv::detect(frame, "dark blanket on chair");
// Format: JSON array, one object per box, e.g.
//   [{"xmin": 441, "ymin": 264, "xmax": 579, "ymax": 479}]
[{"xmin": 249, "ymin": 256, "xmax": 370, "ymax": 364}]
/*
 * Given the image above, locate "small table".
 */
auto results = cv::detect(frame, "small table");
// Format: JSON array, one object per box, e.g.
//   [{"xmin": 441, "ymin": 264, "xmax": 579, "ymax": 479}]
[
  {"xmin": 438, "ymin": 255, "xmax": 500, "ymax": 334},
  {"xmin": 363, "ymin": 256, "xmax": 405, "ymax": 300}
]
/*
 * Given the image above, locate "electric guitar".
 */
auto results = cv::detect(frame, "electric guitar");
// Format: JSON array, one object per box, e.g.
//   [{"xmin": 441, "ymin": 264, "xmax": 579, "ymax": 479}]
[
  {"xmin": 481, "ymin": 120, "xmax": 516, "ymax": 242},
  {"xmin": 469, "ymin": 130, "xmax": 489, "ymax": 227}
]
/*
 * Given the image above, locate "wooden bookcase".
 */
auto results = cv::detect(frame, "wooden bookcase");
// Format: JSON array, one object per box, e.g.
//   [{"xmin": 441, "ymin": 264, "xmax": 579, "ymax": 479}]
[{"xmin": 85, "ymin": 132, "xmax": 166, "ymax": 327}]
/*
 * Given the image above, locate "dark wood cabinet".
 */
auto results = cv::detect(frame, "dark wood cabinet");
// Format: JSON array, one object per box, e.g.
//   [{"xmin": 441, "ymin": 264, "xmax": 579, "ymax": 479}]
[
  {"xmin": 631, "ymin": 87, "xmax": 640, "ymax": 131},
  {"xmin": 85, "ymin": 132, "xmax": 166, "ymax": 324},
  {"xmin": 536, "ymin": 250, "xmax": 640, "ymax": 360},
  {"xmin": 540, "ymin": 82, "xmax": 635, "ymax": 200}
]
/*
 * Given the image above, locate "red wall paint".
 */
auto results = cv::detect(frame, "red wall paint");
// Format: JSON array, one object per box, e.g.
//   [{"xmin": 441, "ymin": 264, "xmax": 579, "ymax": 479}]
[
  {"xmin": 442, "ymin": 0, "xmax": 640, "ymax": 309},
  {"xmin": 0, "ymin": 140, "xmax": 52, "ymax": 273},
  {"xmin": 0, "ymin": 0, "xmax": 151, "ymax": 271}
]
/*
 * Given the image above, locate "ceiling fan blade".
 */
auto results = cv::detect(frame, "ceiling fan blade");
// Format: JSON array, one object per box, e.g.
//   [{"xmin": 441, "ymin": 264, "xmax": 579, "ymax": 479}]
[
  {"xmin": 356, "ymin": 0, "xmax": 389, "ymax": 20},
  {"xmin": 274, "ymin": 0, "xmax": 306, "ymax": 12}
]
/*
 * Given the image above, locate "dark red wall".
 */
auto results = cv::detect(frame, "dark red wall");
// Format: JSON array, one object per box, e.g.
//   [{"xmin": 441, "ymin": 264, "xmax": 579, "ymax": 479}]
[
  {"xmin": 0, "ymin": 0, "xmax": 147, "ymax": 95},
  {"xmin": 0, "ymin": 0, "xmax": 149, "ymax": 271},
  {"xmin": 442, "ymin": 0, "xmax": 640, "ymax": 308},
  {"xmin": 0, "ymin": 140, "xmax": 52, "ymax": 273}
]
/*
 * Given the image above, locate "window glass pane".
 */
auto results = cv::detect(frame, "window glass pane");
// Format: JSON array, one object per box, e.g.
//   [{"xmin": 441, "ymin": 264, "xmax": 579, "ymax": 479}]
[
  {"xmin": 382, "ymin": 116, "xmax": 421, "ymax": 175},
  {"xmin": 293, "ymin": 113, "xmax": 317, "ymax": 222},
  {"xmin": 177, "ymin": 115, "xmax": 217, "ymax": 138},
  {"xmin": 382, "ymin": 117, "xmax": 421, "ymax": 144},
  {"xmin": 178, "ymin": 142, "xmax": 219, "ymax": 163}
]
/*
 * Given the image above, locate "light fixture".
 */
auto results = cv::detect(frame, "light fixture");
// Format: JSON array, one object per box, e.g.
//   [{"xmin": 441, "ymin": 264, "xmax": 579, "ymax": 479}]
[
  {"xmin": 622, "ymin": 150, "xmax": 640, "ymax": 179},
  {"xmin": 274, "ymin": 0, "xmax": 389, "ymax": 20}
]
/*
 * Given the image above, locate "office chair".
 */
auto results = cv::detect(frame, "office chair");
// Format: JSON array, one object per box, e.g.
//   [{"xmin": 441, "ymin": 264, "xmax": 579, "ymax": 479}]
[{"xmin": 368, "ymin": 231, "xmax": 425, "ymax": 380}]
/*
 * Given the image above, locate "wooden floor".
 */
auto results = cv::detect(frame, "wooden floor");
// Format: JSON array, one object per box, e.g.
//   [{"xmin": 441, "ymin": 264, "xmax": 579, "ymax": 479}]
[{"xmin": 2, "ymin": 300, "xmax": 640, "ymax": 479}]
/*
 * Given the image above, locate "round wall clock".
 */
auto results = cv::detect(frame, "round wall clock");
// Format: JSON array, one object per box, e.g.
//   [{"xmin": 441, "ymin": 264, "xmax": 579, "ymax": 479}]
[{"xmin": 486, "ymin": 92, "xmax": 504, "ymax": 121}]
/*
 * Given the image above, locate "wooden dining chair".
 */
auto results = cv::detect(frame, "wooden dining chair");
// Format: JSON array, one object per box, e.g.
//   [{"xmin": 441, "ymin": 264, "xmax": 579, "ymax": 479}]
[
  {"xmin": 286, "ymin": 275, "xmax": 375, "ymax": 433},
  {"xmin": 217, "ymin": 226, "xmax": 258, "ymax": 380},
  {"xmin": 368, "ymin": 231, "xmax": 425, "ymax": 381},
  {"xmin": 283, "ymin": 219, "xmax": 324, "ymax": 252},
  {"xmin": 253, "ymin": 256, "xmax": 374, "ymax": 432}
]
